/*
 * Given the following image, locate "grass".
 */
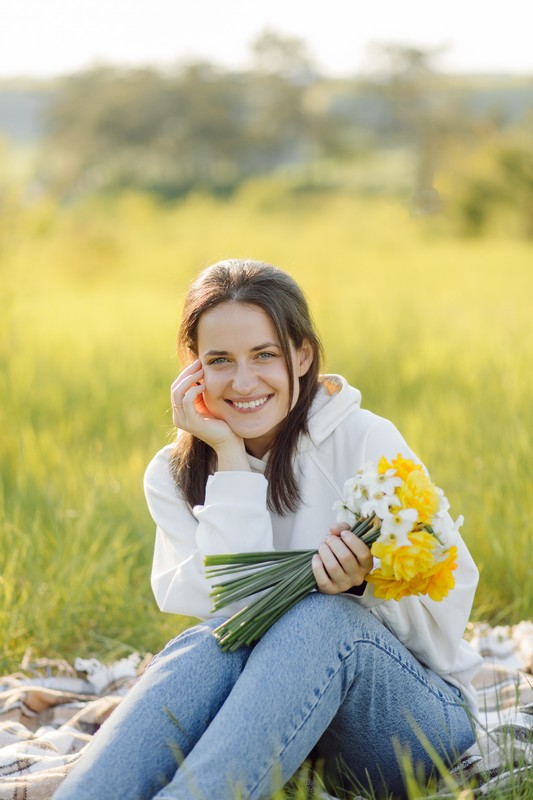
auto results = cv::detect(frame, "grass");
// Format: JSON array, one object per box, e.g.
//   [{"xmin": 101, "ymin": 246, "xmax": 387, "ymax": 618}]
[{"xmin": 1, "ymin": 183, "xmax": 532, "ymax": 797}]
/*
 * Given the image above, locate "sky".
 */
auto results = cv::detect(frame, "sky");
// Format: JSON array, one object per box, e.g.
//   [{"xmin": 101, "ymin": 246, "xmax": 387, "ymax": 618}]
[{"xmin": 1, "ymin": 0, "xmax": 532, "ymax": 79}]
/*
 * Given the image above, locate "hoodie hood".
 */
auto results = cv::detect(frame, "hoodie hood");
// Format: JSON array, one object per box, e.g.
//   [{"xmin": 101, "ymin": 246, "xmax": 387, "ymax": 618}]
[{"xmin": 306, "ymin": 374, "xmax": 362, "ymax": 446}]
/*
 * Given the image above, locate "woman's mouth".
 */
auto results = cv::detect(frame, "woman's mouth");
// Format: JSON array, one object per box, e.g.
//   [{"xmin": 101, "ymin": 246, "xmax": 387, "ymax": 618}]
[{"xmin": 225, "ymin": 395, "xmax": 271, "ymax": 411}]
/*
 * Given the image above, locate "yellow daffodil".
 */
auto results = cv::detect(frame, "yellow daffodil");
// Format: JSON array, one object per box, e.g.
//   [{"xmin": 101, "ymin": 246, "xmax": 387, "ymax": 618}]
[
  {"xmin": 372, "ymin": 528, "xmax": 437, "ymax": 581},
  {"xmin": 396, "ymin": 470, "xmax": 440, "ymax": 524},
  {"xmin": 378, "ymin": 453, "xmax": 423, "ymax": 481},
  {"xmin": 419, "ymin": 546, "xmax": 458, "ymax": 602},
  {"xmin": 366, "ymin": 571, "xmax": 415, "ymax": 601}
]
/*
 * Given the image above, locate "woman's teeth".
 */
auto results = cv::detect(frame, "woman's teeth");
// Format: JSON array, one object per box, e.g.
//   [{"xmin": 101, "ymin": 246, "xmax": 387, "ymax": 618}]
[{"xmin": 232, "ymin": 397, "xmax": 268, "ymax": 409}]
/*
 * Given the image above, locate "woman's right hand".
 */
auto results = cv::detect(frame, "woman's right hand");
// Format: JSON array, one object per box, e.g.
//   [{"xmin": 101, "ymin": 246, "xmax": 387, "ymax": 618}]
[{"xmin": 171, "ymin": 360, "xmax": 247, "ymax": 463}]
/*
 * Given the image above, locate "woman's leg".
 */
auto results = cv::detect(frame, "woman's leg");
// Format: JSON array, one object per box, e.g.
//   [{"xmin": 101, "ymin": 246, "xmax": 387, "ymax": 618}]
[
  {"xmin": 314, "ymin": 612, "xmax": 476, "ymax": 796},
  {"xmin": 53, "ymin": 619, "xmax": 252, "ymax": 800},
  {"xmin": 156, "ymin": 594, "xmax": 474, "ymax": 800}
]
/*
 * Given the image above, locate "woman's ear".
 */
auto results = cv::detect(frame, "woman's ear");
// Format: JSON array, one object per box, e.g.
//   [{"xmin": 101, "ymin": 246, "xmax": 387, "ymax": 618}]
[{"xmin": 297, "ymin": 340, "xmax": 314, "ymax": 377}]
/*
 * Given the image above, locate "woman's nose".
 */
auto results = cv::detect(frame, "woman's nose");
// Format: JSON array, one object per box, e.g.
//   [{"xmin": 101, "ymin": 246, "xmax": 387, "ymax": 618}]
[{"xmin": 231, "ymin": 363, "xmax": 257, "ymax": 394}]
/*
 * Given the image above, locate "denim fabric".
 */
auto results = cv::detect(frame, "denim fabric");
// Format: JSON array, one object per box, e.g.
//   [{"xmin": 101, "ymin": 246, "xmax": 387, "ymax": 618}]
[{"xmin": 54, "ymin": 594, "xmax": 475, "ymax": 800}]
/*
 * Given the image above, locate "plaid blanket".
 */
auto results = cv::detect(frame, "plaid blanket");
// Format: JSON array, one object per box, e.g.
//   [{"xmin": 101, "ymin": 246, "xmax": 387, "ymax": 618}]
[{"xmin": 1, "ymin": 623, "xmax": 532, "ymax": 800}]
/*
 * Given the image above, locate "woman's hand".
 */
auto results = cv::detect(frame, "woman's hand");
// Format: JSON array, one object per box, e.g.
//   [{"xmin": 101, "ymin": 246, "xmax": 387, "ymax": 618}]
[
  {"xmin": 171, "ymin": 360, "xmax": 247, "ymax": 467},
  {"xmin": 312, "ymin": 524, "xmax": 374, "ymax": 595}
]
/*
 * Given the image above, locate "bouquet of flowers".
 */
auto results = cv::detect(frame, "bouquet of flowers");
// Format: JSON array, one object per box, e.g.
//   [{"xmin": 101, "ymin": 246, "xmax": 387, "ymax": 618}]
[{"xmin": 204, "ymin": 454, "xmax": 461, "ymax": 652}]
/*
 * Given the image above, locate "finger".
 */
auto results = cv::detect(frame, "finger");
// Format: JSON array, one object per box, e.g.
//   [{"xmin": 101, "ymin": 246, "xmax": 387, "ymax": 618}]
[
  {"xmin": 338, "ymin": 530, "xmax": 374, "ymax": 572},
  {"xmin": 329, "ymin": 522, "xmax": 351, "ymax": 536},
  {"xmin": 171, "ymin": 380, "xmax": 205, "ymax": 427},
  {"xmin": 314, "ymin": 548, "xmax": 354, "ymax": 594},
  {"xmin": 317, "ymin": 541, "xmax": 347, "ymax": 583},
  {"xmin": 323, "ymin": 535, "xmax": 360, "ymax": 573},
  {"xmin": 171, "ymin": 359, "xmax": 203, "ymax": 392},
  {"xmin": 319, "ymin": 537, "xmax": 372, "ymax": 591},
  {"xmin": 181, "ymin": 380, "xmax": 205, "ymax": 412},
  {"xmin": 319, "ymin": 536, "xmax": 369, "ymax": 591},
  {"xmin": 312, "ymin": 554, "xmax": 337, "ymax": 594},
  {"xmin": 171, "ymin": 366, "xmax": 204, "ymax": 408}
]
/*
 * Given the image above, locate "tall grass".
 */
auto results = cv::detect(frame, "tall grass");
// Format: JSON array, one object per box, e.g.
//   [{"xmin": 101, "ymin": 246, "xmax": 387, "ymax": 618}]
[{"xmin": 1, "ymin": 185, "xmax": 532, "ymax": 676}]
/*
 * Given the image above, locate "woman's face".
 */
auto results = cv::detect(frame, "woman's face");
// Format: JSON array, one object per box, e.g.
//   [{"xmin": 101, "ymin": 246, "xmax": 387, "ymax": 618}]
[{"xmin": 196, "ymin": 302, "xmax": 312, "ymax": 458}]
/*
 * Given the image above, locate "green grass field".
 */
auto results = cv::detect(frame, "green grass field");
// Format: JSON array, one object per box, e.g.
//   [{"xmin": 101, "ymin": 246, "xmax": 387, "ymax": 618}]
[{"xmin": 1, "ymin": 185, "xmax": 532, "ymax": 680}]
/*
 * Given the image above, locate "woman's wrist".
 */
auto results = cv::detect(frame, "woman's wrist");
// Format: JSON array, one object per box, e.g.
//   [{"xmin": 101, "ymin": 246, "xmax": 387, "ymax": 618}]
[{"xmin": 215, "ymin": 442, "xmax": 251, "ymax": 472}]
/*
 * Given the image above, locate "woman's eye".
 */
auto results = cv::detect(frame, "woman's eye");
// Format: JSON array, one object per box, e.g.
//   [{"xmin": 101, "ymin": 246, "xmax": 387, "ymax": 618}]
[
  {"xmin": 257, "ymin": 352, "xmax": 276, "ymax": 360},
  {"xmin": 209, "ymin": 357, "xmax": 229, "ymax": 365}
]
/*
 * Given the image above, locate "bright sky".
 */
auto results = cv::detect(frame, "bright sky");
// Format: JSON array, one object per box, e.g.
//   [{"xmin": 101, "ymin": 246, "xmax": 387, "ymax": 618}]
[{"xmin": 1, "ymin": 0, "xmax": 532, "ymax": 79}]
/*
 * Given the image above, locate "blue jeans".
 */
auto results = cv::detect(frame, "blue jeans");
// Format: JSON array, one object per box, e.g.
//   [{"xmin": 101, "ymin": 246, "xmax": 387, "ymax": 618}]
[{"xmin": 54, "ymin": 594, "xmax": 475, "ymax": 799}]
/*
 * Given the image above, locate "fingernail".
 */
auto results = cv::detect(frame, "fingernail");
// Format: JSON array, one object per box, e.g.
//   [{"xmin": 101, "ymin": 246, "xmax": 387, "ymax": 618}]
[{"xmin": 340, "ymin": 530, "xmax": 350, "ymax": 540}]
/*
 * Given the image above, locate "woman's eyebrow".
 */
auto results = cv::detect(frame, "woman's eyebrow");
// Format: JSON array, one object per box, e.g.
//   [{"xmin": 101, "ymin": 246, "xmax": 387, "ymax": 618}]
[
  {"xmin": 250, "ymin": 342, "xmax": 281, "ymax": 352},
  {"xmin": 203, "ymin": 342, "xmax": 281, "ymax": 357}
]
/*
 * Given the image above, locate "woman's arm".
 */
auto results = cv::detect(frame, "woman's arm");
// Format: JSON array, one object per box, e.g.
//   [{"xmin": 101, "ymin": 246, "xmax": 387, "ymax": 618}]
[{"xmin": 144, "ymin": 447, "xmax": 274, "ymax": 619}]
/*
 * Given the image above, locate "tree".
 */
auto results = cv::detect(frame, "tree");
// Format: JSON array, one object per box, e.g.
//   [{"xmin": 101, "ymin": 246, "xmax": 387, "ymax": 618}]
[
  {"xmin": 250, "ymin": 29, "xmax": 317, "ymax": 83},
  {"xmin": 364, "ymin": 44, "xmax": 469, "ymax": 213}
]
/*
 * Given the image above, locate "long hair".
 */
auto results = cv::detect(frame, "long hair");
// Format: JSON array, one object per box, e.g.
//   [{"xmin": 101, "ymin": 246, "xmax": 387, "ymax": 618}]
[{"xmin": 170, "ymin": 259, "xmax": 323, "ymax": 515}]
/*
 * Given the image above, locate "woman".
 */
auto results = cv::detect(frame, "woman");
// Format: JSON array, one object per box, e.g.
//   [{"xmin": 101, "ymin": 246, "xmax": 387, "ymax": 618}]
[{"xmin": 55, "ymin": 259, "xmax": 481, "ymax": 800}]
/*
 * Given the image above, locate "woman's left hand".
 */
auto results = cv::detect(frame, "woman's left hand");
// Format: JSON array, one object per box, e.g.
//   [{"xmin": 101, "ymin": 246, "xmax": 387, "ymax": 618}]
[{"xmin": 312, "ymin": 524, "xmax": 374, "ymax": 594}]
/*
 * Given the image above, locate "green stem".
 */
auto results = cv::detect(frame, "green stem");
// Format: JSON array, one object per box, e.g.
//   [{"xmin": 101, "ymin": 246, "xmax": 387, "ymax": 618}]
[
  {"xmin": 208, "ymin": 552, "xmax": 314, "ymax": 609},
  {"xmin": 205, "ymin": 513, "xmax": 383, "ymax": 651},
  {"xmin": 213, "ymin": 562, "xmax": 317, "ymax": 651}
]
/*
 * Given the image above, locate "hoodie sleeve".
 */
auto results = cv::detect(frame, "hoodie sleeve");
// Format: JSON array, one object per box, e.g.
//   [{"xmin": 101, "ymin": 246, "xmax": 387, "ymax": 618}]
[
  {"xmin": 351, "ymin": 418, "xmax": 479, "ymax": 675},
  {"xmin": 144, "ymin": 447, "xmax": 274, "ymax": 619}
]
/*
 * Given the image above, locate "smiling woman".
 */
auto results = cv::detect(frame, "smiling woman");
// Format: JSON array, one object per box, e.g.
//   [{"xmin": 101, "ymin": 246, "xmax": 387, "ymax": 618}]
[
  {"xmin": 54, "ymin": 259, "xmax": 480, "ymax": 800},
  {"xmin": 169, "ymin": 261, "xmax": 322, "ymax": 515}
]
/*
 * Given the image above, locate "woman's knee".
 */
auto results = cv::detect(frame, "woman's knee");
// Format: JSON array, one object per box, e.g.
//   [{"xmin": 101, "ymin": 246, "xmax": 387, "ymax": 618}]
[
  {"xmin": 277, "ymin": 592, "xmax": 374, "ymax": 636},
  {"xmin": 148, "ymin": 617, "xmax": 249, "ymax": 675},
  {"xmin": 257, "ymin": 593, "xmax": 379, "ymax": 660}
]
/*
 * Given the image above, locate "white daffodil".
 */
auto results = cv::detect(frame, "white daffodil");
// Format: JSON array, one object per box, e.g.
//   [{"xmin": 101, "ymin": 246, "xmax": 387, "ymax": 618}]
[
  {"xmin": 338, "ymin": 480, "xmax": 364, "ymax": 514},
  {"xmin": 360, "ymin": 490, "xmax": 398, "ymax": 520},
  {"xmin": 435, "ymin": 488, "xmax": 450, "ymax": 516},
  {"xmin": 333, "ymin": 500, "xmax": 357, "ymax": 527},
  {"xmin": 370, "ymin": 469, "xmax": 402, "ymax": 496},
  {"xmin": 431, "ymin": 515, "xmax": 450, "ymax": 539},
  {"xmin": 432, "ymin": 512, "xmax": 463, "ymax": 542},
  {"xmin": 379, "ymin": 508, "xmax": 418, "ymax": 542},
  {"xmin": 375, "ymin": 529, "xmax": 413, "ymax": 549},
  {"xmin": 340, "ymin": 475, "xmax": 371, "ymax": 515}
]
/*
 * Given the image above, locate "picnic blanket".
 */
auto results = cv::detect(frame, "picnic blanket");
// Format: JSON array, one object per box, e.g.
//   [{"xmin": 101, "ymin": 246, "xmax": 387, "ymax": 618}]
[{"xmin": 1, "ymin": 622, "xmax": 532, "ymax": 800}]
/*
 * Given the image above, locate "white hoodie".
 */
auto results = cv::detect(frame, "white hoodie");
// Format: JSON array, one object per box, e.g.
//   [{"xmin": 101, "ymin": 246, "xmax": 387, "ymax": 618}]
[{"xmin": 144, "ymin": 375, "xmax": 482, "ymax": 714}]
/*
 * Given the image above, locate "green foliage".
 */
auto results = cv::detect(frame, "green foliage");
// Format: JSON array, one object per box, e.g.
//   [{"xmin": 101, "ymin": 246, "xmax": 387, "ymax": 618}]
[
  {"xmin": 1, "ymin": 188, "xmax": 532, "ymax": 683},
  {"xmin": 41, "ymin": 57, "xmax": 356, "ymax": 201},
  {"xmin": 34, "ymin": 40, "xmax": 533, "ymax": 205},
  {"xmin": 443, "ymin": 129, "xmax": 533, "ymax": 238}
]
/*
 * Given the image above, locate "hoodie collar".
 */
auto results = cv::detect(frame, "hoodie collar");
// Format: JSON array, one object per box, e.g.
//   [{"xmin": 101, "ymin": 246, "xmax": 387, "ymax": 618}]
[
  {"xmin": 306, "ymin": 374, "xmax": 361, "ymax": 446},
  {"xmin": 245, "ymin": 375, "xmax": 361, "ymax": 465}
]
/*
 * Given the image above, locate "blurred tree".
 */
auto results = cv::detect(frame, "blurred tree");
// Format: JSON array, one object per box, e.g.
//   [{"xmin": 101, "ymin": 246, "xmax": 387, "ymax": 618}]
[
  {"xmin": 364, "ymin": 44, "xmax": 472, "ymax": 214},
  {"xmin": 450, "ymin": 128, "xmax": 533, "ymax": 238},
  {"xmin": 42, "ymin": 65, "xmax": 252, "ymax": 198},
  {"xmin": 251, "ymin": 29, "xmax": 317, "ymax": 83},
  {"xmin": 497, "ymin": 133, "xmax": 533, "ymax": 238},
  {"xmin": 246, "ymin": 31, "xmax": 314, "ymax": 168},
  {"xmin": 41, "ymin": 39, "xmax": 356, "ymax": 200},
  {"xmin": 36, "ymin": 36, "xmax": 532, "ymax": 208}
]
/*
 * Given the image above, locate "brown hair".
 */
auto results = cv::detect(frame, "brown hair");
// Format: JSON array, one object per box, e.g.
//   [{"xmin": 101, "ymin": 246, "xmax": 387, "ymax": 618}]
[{"xmin": 170, "ymin": 259, "xmax": 323, "ymax": 515}]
